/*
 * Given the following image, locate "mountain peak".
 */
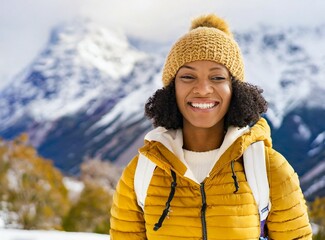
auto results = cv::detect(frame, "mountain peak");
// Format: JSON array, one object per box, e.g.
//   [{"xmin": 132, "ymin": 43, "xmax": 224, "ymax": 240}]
[{"xmin": 0, "ymin": 19, "xmax": 149, "ymax": 124}]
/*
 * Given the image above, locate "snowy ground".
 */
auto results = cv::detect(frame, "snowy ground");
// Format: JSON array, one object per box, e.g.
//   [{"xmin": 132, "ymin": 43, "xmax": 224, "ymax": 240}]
[
  {"xmin": 0, "ymin": 229, "xmax": 110, "ymax": 240},
  {"xmin": 0, "ymin": 225, "xmax": 320, "ymax": 239}
]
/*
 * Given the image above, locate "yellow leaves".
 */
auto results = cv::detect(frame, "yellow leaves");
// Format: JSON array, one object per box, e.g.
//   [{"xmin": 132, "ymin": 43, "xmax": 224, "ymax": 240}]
[
  {"xmin": 0, "ymin": 135, "xmax": 119, "ymax": 233},
  {"xmin": 63, "ymin": 183, "xmax": 112, "ymax": 234},
  {"xmin": 309, "ymin": 197, "xmax": 325, "ymax": 239},
  {"xmin": 0, "ymin": 133, "xmax": 70, "ymax": 229},
  {"xmin": 14, "ymin": 133, "xmax": 29, "ymax": 145},
  {"xmin": 310, "ymin": 197, "xmax": 325, "ymax": 226},
  {"xmin": 62, "ymin": 158, "xmax": 121, "ymax": 234}
]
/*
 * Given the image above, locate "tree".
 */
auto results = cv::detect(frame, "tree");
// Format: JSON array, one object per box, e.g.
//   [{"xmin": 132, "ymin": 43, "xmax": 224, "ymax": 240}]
[
  {"xmin": 310, "ymin": 197, "xmax": 325, "ymax": 239},
  {"xmin": 80, "ymin": 158, "xmax": 122, "ymax": 192},
  {"xmin": 0, "ymin": 134, "xmax": 70, "ymax": 229},
  {"xmin": 62, "ymin": 182, "xmax": 112, "ymax": 234},
  {"xmin": 63, "ymin": 158, "xmax": 119, "ymax": 234},
  {"xmin": 0, "ymin": 137, "xmax": 10, "ymax": 198}
]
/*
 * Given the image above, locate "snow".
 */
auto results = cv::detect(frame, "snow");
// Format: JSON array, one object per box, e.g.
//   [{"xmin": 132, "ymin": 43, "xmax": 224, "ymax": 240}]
[
  {"xmin": 77, "ymin": 22, "xmax": 147, "ymax": 79},
  {"xmin": 0, "ymin": 19, "xmax": 151, "ymax": 124},
  {"xmin": 308, "ymin": 132, "xmax": 325, "ymax": 157},
  {"xmin": 293, "ymin": 115, "xmax": 311, "ymax": 141},
  {"xmin": 93, "ymin": 82, "xmax": 157, "ymax": 130},
  {"xmin": 311, "ymin": 223, "xmax": 320, "ymax": 236},
  {"xmin": 63, "ymin": 177, "xmax": 84, "ymax": 202},
  {"xmin": 242, "ymin": 26, "xmax": 325, "ymax": 128},
  {"xmin": 0, "ymin": 229, "xmax": 109, "ymax": 240},
  {"xmin": 304, "ymin": 175, "xmax": 325, "ymax": 198},
  {"xmin": 6, "ymin": 170, "xmax": 20, "ymax": 191},
  {"xmin": 312, "ymin": 132, "xmax": 325, "ymax": 146},
  {"xmin": 0, "ymin": 205, "xmax": 20, "ymax": 229},
  {"xmin": 63, "ymin": 177, "xmax": 84, "ymax": 193},
  {"xmin": 28, "ymin": 85, "xmax": 101, "ymax": 121},
  {"xmin": 300, "ymin": 161, "xmax": 325, "ymax": 184}
]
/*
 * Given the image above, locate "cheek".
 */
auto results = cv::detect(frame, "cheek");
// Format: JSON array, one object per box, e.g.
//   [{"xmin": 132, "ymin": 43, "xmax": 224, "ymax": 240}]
[{"xmin": 221, "ymin": 84, "xmax": 232, "ymax": 103}]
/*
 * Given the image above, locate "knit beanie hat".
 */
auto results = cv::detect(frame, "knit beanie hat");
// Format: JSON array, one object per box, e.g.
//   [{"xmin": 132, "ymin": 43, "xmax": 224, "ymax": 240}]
[{"xmin": 162, "ymin": 14, "xmax": 245, "ymax": 86}]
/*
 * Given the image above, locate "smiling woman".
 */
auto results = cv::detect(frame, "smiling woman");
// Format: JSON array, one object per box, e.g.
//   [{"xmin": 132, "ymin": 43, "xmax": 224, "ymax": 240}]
[
  {"xmin": 174, "ymin": 61, "xmax": 232, "ymax": 151},
  {"xmin": 110, "ymin": 13, "xmax": 312, "ymax": 240}
]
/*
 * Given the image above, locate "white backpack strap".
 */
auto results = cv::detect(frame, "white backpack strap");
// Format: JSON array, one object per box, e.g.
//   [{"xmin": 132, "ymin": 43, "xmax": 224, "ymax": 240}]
[
  {"xmin": 134, "ymin": 153, "xmax": 156, "ymax": 210},
  {"xmin": 243, "ymin": 141, "xmax": 271, "ymax": 223}
]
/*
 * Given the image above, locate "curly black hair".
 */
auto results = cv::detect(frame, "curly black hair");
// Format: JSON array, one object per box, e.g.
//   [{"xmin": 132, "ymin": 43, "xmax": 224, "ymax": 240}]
[{"xmin": 145, "ymin": 78, "xmax": 268, "ymax": 130}]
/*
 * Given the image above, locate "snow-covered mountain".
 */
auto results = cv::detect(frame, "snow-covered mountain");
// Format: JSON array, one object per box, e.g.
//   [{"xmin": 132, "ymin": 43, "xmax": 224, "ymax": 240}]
[
  {"xmin": 0, "ymin": 19, "xmax": 163, "ymax": 172},
  {"xmin": 240, "ymin": 25, "xmax": 325, "ymax": 127},
  {"xmin": 0, "ymin": 19, "xmax": 324, "ymax": 199}
]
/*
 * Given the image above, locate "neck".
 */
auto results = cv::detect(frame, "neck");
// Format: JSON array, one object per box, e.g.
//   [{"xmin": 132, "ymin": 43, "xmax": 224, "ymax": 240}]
[{"xmin": 182, "ymin": 123, "xmax": 225, "ymax": 152}]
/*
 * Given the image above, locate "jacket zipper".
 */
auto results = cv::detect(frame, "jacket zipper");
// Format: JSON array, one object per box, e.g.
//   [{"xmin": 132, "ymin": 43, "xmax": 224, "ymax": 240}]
[{"xmin": 200, "ymin": 182, "xmax": 207, "ymax": 240}]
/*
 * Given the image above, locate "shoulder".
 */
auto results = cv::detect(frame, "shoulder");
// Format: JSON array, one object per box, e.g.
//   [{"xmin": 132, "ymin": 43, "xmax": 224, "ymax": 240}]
[
  {"xmin": 122, "ymin": 155, "xmax": 139, "ymax": 177},
  {"xmin": 115, "ymin": 155, "xmax": 140, "ymax": 190},
  {"xmin": 265, "ymin": 146, "xmax": 300, "ymax": 195},
  {"xmin": 265, "ymin": 147, "xmax": 295, "ymax": 172}
]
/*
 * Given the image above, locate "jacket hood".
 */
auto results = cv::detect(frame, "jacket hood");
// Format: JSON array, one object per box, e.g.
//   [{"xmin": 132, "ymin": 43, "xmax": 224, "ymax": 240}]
[{"xmin": 139, "ymin": 118, "xmax": 272, "ymax": 183}]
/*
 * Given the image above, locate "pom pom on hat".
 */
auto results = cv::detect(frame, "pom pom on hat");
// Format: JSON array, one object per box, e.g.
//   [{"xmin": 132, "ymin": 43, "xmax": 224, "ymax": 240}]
[
  {"xmin": 190, "ymin": 14, "xmax": 232, "ymax": 37},
  {"xmin": 162, "ymin": 13, "xmax": 245, "ymax": 86}
]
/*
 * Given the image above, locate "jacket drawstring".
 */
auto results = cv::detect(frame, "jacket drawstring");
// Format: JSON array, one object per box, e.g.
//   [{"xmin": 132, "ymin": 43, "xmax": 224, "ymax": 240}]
[
  {"xmin": 153, "ymin": 170, "xmax": 177, "ymax": 231},
  {"xmin": 231, "ymin": 160, "xmax": 239, "ymax": 193}
]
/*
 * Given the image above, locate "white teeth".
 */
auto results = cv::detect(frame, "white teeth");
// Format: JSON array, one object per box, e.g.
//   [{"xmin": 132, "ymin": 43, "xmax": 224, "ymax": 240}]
[{"xmin": 191, "ymin": 102, "xmax": 216, "ymax": 109}]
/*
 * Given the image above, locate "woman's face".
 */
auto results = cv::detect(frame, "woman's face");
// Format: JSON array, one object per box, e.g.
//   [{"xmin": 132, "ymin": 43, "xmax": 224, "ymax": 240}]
[{"xmin": 175, "ymin": 60, "xmax": 232, "ymax": 131}]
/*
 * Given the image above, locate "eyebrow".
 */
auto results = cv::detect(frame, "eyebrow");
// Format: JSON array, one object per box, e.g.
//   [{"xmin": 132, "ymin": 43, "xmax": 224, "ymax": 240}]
[{"xmin": 179, "ymin": 65, "xmax": 224, "ymax": 71}]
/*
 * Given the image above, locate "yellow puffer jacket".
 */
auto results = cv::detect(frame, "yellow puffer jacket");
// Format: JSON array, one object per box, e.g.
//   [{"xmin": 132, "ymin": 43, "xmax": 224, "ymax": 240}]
[{"xmin": 110, "ymin": 118, "xmax": 312, "ymax": 239}]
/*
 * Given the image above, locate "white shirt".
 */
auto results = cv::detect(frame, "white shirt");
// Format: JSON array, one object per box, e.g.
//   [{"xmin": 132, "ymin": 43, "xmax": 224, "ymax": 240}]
[
  {"xmin": 183, "ymin": 148, "xmax": 219, "ymax": 183},
  {"xmin": 144, "ymin": 125, "xmax": 250, "ymax": 184}
]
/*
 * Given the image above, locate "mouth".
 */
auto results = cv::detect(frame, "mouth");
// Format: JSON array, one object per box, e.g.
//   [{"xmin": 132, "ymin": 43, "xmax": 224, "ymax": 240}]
[{"xmin": 188, "ymin": 102, "xmax": 218, "ymax": 109}]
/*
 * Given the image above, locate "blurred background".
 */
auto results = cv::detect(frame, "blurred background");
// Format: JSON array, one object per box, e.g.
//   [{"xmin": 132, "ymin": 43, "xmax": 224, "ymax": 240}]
[{"xmin": 0, "ymin": 0, "xmax": 325, "ymax": 239}]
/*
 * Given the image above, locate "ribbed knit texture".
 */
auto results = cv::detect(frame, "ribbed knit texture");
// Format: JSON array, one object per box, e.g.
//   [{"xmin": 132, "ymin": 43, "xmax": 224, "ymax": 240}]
[
  {"xmin": 183, "ymin": 148, "xmax": 219, "ymax": 183},
  {"xmin": 162, "ymin": 14, "xmax": 245, "ymax": 86}
]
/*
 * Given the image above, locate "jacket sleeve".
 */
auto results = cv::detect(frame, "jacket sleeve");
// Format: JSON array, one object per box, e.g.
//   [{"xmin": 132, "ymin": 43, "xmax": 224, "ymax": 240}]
[
  {"xmin": 110, "ymin": 155, "xmax": 147, "ymax": 240},
  {"xmin": 266, "ymin": 147, "xmax": 312, "ymax": 239}
]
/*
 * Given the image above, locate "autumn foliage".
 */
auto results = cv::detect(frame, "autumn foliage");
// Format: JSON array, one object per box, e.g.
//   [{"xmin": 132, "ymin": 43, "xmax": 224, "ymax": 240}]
[
  {"xmin": 63, "ymin": 159, "xmax": 121, "ymax": 234},
  {"xmin": 0, "ymin": 134, "xmax": 121, "ymax": 233},
  {"xmin": 310, "ymin": 197, "xmax": 325, "ymax": 239},
  {"xmin": 0, "ymin": 134, "xmax": 70, "ymax": 229}
]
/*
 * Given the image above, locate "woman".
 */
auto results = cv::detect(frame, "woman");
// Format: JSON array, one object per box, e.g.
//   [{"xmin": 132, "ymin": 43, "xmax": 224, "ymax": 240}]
[{"xmin": 110, "ymin": 14, "xmax": 312, "ymax": 239}]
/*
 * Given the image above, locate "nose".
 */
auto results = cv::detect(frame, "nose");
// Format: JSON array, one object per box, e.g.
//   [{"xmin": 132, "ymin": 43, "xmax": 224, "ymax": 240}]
[{"xmin": 193, "ymin": 79, "xmax": 213, "ymax": 95}]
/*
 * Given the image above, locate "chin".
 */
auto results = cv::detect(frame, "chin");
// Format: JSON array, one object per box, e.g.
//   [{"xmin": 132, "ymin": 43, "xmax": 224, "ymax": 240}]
[{"xmin": 187, "ymin": 121, "xmax": 223, "ymax": 130}]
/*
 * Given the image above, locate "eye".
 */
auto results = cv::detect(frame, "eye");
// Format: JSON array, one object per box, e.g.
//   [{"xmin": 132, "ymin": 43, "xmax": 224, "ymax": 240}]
[
  {"xmin": 179, "ymin": 75, "xmax": 195, "ymax": 81},
  {"xmin": 211, "ymin": 76, "xmax": 227, "ymax": 81}
]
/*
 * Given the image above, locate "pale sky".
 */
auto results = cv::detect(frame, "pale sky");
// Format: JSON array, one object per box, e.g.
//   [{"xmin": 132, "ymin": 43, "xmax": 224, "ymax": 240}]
[{"xmin": 1, "ymin": 0, "xmax": 325, "ymax": 89}]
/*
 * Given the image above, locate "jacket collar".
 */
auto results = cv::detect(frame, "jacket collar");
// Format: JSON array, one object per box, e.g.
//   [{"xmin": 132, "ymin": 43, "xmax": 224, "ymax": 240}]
[{"xmin": 139, "ymin": 118, "xmax": 272, "ymax": 182}]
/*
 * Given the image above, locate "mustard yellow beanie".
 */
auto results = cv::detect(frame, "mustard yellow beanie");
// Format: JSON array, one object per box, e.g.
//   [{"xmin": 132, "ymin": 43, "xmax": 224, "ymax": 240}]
[{"xmin": 162, "ymin": 14, "xmax": 245, "ymax": 86}]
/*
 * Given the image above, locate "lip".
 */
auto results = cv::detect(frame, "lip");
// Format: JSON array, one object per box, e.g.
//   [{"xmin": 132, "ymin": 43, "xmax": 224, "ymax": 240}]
[{"xmin": 187, "ymin": 99, "xmax": 220, "ymax": 110}]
